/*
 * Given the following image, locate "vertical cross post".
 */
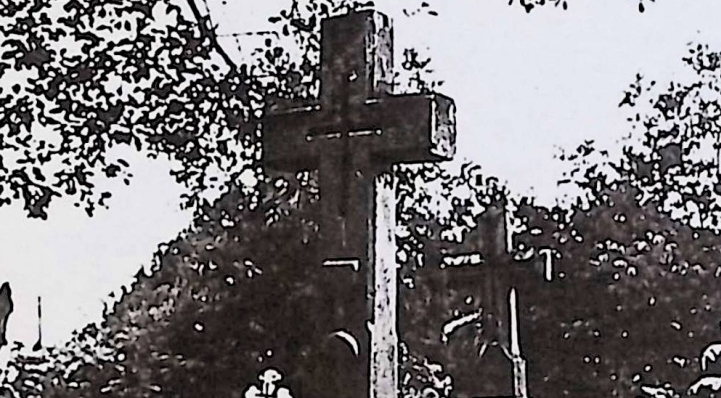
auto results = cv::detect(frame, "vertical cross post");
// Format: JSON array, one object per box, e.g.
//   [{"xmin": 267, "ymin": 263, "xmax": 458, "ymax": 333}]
[{"xmin": 370, "ymin": 172, "xmax": 398, "ymax": 398}]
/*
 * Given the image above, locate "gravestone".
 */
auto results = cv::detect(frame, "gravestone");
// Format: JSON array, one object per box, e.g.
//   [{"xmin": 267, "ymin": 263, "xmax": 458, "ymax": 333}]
[{"xmin": 262, "ymin": 9, "xmax": 456, "ymax": 398}]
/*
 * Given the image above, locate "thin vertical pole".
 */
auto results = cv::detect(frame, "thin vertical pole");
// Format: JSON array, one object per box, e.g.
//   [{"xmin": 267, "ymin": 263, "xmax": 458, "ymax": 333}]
[
  {"xmin": 716, "ymin": 131, "xmax": 721, "ymax": 180},
  {"xmin": 509, "ymin": 288, "xmax": 528, "ymax": 398},
  {"xmin": 33, "ymin": 296, "xmax": 42, "ymax": 351},
  {"xmin": 510, "ymin": 288, "xmax": 520, "ymax": 357},
  {"xmin": 503, "ymin": 193, "xmax": 513, "ymax": 255},
  {"xmin": 369, "ymin": 171, "xmax": 398, "ymax": 398}
]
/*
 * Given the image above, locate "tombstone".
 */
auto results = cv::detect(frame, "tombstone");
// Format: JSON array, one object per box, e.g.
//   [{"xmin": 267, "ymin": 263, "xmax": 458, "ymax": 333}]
[{"xmin": 262, "ymin": 9, "xmax": 456, "ymax": 398}]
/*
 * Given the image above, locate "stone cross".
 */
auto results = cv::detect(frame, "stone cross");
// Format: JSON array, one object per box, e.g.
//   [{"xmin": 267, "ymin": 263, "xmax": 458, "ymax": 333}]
[
  {"xmin": 435, "ymin": 201, "xmax": 528, "ymax": 398},
  {"xmin": 262, "ymin": 9, "xmax": 456, "ymax": 398},
  {"xmin": 263, "ymin": 10, "xmax": 456, "ymax": 264}
]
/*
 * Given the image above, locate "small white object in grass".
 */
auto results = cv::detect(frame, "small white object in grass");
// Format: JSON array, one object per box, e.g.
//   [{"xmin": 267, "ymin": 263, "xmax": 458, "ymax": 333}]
[
  {"xmin": 323, "ymin": 259, "xmax": 361, "ymax": 271},
  {"xmin": 244, "ymin": 368, "xmax": 295, "ymax": 398},
  {"xmin": 238, "ymin": 168, "xmax": 258, "ymax": 188},
  {"xmin": 640, "ymin": 385, "xmax": 673, "ymax": 398},
  {"xmin": 672, "ymin": 356, "xmax": 687, "ymax": 368},
  {"xmin": 688, "ymin": 376, "xmax": 721, "ymax": 396},
  {"xmin": 331, "ymin": 329, "xmax": 360, "ymax": 357},
  {"xmin": 701, "ymin": 343, "xmax": 721, "ymax": 371},
  {"xmin": 613, "ymin": 258, "xmax": 627, "ymax": 268},
  {"xmin": 440, "ymin": 309, "xmax": 482, "ymax": 344}
]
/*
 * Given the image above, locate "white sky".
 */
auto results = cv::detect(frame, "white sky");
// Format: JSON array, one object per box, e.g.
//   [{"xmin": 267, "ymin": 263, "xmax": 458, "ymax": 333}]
[{"xmin": 2, "ymin": 0, "xmax": 721, "ymax": 350}]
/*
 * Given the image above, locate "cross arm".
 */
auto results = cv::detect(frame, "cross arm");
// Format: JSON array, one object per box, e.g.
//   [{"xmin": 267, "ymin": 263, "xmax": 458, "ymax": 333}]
[
  {"xmin": 364, "ymin": 93, "xmax": 456, "ymax": 164},
  {"xmin": 262, "ymin": 92, "xmax": 456, "ymax": 170},
  {"xmin": 262, "ymin": 101, "xmax": 324, "ymax": 171}
]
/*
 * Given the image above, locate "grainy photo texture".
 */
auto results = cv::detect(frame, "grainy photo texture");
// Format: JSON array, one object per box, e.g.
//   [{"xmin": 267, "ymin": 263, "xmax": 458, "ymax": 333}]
[{"xmin": 2, "ymin": 1, "xmax": 721, "ymax": 398}]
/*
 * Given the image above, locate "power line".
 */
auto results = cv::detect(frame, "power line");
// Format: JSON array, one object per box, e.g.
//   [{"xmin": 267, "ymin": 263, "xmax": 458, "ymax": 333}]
[{"xmin": 218, "ymin": 31, "xmax": 278, "ymax": 38}]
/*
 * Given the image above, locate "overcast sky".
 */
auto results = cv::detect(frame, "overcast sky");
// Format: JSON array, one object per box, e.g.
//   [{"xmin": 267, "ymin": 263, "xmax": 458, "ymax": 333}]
[{"xmin": 2, "ymin": 0, "xmax": 721, "ymax": 351}]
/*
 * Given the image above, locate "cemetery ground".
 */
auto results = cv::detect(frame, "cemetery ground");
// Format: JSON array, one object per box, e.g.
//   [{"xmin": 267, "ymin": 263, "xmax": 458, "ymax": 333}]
[{"xmin": 4, "ymin": 1, "xmax": 721, "ymax": 398}]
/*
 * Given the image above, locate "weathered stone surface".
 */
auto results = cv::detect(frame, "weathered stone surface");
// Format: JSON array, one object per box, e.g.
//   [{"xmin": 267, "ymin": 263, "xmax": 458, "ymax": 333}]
[
  {"xmin": 262, "ymin": 9, "xmax": 456, "ymax": 261},
  {"xmin": 260, "ymin": 10, "xmax": 458, "ymax": 398},
  {"xmin": 369, "ymin": 172, "xmax": 398, "ymax": 398},
  {"xmin": 320, "ymin": 10, "xmax": 394, "ymax": 109},
  {"xmin": 264, "ymin": 94, "xmax": 456, "ymax": 168}
]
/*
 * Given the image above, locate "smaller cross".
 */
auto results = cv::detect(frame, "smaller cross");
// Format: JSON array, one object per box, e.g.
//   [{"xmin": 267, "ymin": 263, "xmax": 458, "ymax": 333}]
[{"xmin": 426, "ymin": 201, "xmax": 532, "ymax": 398}]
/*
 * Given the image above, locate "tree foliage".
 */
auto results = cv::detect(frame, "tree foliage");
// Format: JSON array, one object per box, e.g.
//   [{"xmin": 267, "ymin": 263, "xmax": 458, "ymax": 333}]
[
  {"xmin": 511, "ymin": 42, "xmax": 721, "ymax": 398},
  {"xmin": 0, "ymin": 0, "xmax": 268, "ymax": 217},
  {"xmin": 0, "ymin": 0, "xmax": 656, "ymax": 219}
]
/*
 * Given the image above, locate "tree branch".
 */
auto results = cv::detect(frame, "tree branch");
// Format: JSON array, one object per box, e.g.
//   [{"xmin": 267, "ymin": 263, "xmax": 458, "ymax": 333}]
[{"xmin": 184, "ymin": 0, "xmax": 238, "ymax": 72}]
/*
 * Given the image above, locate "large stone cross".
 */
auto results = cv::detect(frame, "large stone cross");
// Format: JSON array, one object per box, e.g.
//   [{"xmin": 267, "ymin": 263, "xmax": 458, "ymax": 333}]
[
  {"xmin": 262, "ymin": 10, "xmax": 456, "ymax": 398},
  {"xmin": 263, "ymin": 10, "xmax": 456, "ymax": 264}
]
